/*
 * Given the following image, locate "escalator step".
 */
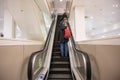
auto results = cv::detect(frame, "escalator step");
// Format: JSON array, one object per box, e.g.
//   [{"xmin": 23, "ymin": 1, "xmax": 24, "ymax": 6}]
[
  {"xmin": 52, "ymin": 53, "xmax": 61, "ymax": 56},
  {"xmin": 51, "ymin": 63, "xmax": 70, "ymax": 68},
  {"xmin": 53, "ymin": 43, "xmax": 60, "ymax": 46},
  {"xmin": 50, "ymin": 68, "xmax": 70, "ymax": 71},
  {"xmin": 48, "ymin": 74, "xmax": 72, "ymax": 79},
  {"xmin": 52, "ymin": 58, "xmax": 68, "ymax": 62},
  {"xmin": 53, "ymin": 49, "xmax": 60, "ymax": 52},
  {"xmin": 48, "ymin": 78, "xmax": 73, "ymax": 80},
  {"xmin": 52, "ymin": 56, "xmax": 69, "ymax": 62},
  {"xmin": 51, "ymin": 61, "xmax": 69, "ymax": 64},
  {"xmin": 47, "ymin": 18, "xmax": 73, "ymax": 80},
  {"xmin": 53, "ymin": 48, "xmax": 60, "ymax": 50},
  {"xmin": 49, "ymin": 68, "xmax": 70, "ymax": 74}
]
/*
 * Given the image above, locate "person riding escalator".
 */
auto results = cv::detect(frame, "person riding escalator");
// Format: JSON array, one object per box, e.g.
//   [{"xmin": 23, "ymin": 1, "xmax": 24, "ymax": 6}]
[{"xmin": 59, "ymin": 16, "xmax": 71, "ymax": 57}]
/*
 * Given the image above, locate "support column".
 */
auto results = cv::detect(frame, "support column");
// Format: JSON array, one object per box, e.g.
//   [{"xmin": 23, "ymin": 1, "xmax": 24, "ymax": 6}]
[
  {"xmin": 75, "ymin": 6, "xmax": 87, "ymax": 41},
  {"xmin": 0, "ymin": 0, "xmax": 4, "ymax": 33},
  {"xmin": 3, "ymin": 10, "xmax": 15, "ymax": 38}
]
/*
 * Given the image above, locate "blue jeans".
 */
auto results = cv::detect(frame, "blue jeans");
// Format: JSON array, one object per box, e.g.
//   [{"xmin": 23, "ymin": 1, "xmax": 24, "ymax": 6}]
[{"xmin": 60, "ymin": 41, "xmax": 68, "ymax": 57}]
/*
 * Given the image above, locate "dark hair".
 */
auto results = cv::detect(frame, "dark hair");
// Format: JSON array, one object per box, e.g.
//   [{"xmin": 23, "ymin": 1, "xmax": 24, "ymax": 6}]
[
  {"xmin": 0, "ymin": 33, "xmax": 4, "ymax": 37},
  {"xmin": 60, "ymin": 13, "xmax": 68, "ymax": 21},
  {"xmin": 63, "ymin": 13, "xmax": 68, "ymax": 18}
]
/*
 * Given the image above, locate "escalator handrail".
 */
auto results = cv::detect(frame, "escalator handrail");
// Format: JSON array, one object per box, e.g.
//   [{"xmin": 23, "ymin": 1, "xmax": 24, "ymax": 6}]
[
  {"xmin": 68, "ymin": 23, "xmax": 91, "ymax": 80},
  {"xmin": 28, "ymin": 16, "xmax": 56, "ymax": 80}
]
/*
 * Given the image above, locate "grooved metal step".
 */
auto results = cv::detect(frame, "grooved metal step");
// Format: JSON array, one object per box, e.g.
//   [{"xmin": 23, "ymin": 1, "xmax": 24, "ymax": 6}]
[
  {"xmin": 52, "ymin": 53, "xmax": 61, "ymax": 56},
  {"xmin": 52, "ymin": 51, "xmax": 61, "ymax": 54},
  {"xmin": 50, "ymin": 68, "xmax": 70, "ymax": 71},
  {"xmin": 53, "ymin": 49, "xmax": 60, "ymax": 52},
  {"xmin": 53, "ymin": 48, "xmax": 60, "ymax": 50},
  {"xmin": 48, "ymin": 79, "xmax": 72, "ymax": 80},
  {"xmin": 52, "ymin": 56, "xmax": 69, "ymax": 62},
  {"xmin": 49, "ymin": 68, "xmax": 71, "ymax": 74},
  {"xmin": 51, "ymin": 61, "xmax": 69, "ymax": 64},
  {"xmin": 48, "ymin": 74, "xmax": 72, "ymax": 79},
  {"xmin": 51, "ymin": 63, "xmax": 70, "ymax": 68},
  {"xmin": 48, "ymin": 21, "xmax": 72, "ymax": 80},
  {"xmin": 53, "ymin": 44, "xmax": 60, "ymax": 47}
]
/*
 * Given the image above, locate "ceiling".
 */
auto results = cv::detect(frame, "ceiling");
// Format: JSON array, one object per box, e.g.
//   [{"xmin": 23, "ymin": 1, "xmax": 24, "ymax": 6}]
[
  {"xmin": 53, "ymin": 0, "xmax": 67, "ymax": 14},
  {"xmin": 1, "ymin": 0, "xmax": 120, "ymax": 40}
]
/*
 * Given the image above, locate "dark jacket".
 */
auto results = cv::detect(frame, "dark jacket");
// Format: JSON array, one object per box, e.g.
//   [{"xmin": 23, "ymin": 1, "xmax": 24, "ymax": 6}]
[{"xmin": 59, "ymin": 22, "xmax": 69, "ymax": 43}]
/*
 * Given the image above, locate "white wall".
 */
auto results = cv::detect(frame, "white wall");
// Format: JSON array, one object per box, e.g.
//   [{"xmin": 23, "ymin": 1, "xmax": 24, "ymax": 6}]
[
  {"xmin": 77, "ymin": 37, "xmax": 120, "ymax": 80},
  {"xmin": 69, "ymin": 7, "xmax": 75, "ymax": 39},
  {"xmin": 0, "ymin": 39, "xmax": 44, "ymax": 80},
  {"xmin": 75, "ymin": 6, "xmax": 87, "ymax": 41},
  {"xmin": 69, "ymin": 0, "xmax": 88, "ymax": 41},
  {"xmin": 70, "ymin": 0, "xmax": 120, "ymax": 41},
  {"xmin": 4, "ymin": 10, "xmax": 15, "ymax": 38},
  {"xmin": 0, "ymin": 0, "xmax": 4, "ymax": 33},
  {"xmin": 84, "ymin": 0, "xmax": 120, "ymax": 39},
  {"xmin": 4, "ymin": 0, "xmax": 52, "ymax": 41}
]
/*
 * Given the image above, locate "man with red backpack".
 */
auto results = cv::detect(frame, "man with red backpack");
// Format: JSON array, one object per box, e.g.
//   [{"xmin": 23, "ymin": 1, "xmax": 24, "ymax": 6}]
[{"xmin": 59, "ymin": 17, "xmax": 71, "ymax": 57}]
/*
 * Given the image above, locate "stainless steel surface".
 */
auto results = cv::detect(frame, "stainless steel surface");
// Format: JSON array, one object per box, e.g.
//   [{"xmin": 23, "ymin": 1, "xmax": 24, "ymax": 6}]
[
  {"xmin": 69, "ymin": 40, "xmax": 86, "ymax": 80},
  {"xmin": 31, "ymin": 15, "xmax": 57, "ymax": 80}
]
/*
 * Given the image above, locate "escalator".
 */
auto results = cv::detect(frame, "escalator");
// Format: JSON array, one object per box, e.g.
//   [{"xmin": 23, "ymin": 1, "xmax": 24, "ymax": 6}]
[
  {"xmin": 47, "ymin": 20, "xmax": 72, "ymax": 79},
  {"xmin": 27, "ymin": 15, "xmax": 91, "ymax": 80}
]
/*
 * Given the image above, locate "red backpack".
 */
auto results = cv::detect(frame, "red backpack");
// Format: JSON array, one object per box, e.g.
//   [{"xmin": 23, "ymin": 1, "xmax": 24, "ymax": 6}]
[{"xmin": 64, "ymin": 27, "xmax": 71, "ymax": 39}]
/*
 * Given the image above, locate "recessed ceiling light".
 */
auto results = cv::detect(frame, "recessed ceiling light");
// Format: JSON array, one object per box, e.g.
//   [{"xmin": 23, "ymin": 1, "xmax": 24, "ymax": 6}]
[
  {"xmin": 101, "ymin": 35, "xmax": 105, "ymax": 38},
  {"xmin": 113, "ymin": 4, "xmax": 119, "ymax": 7},
  {"xmin": 116, "ymin": 4, "xmax": 118, "ymax": 7},
  {"xmin": 113, "ymin": 4, "xmax": 115, "ymax": 7},
  {"xmin": 103, "ymin": 29, "xmax": 107, "ymax": 32},
  {"xmin": 60, "ymin": 0, "xmax": 63, "ymax": 2},
  {"xmin": 90, "ymin": 16, "xmax": 94, "ymax": 19},
  {"xmin": 118, "ymin": 33, "xmax": 120, "ymax": 35},
  {"xmin": 112, "ymin": 11, "xmax": 115, "ymax": 14},
  {"xmin": 113, "ymin": 25, "xmax": 118, "ymax": 29}
]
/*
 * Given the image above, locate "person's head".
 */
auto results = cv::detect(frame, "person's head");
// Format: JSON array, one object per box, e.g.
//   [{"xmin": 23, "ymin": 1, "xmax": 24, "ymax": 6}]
[
  {"xmin": 64, "ymin": 17, "xmax": 67, "ymax": 20},
  {"xmin": 60, "ymin": 12, "xmax": 68, "ymax": 21},
  {"xmin": 63, "ymin": 17, "xmax": 68, "ymax": 22},
  {"xmin": 0, "ymin": 33, "xmax": 4, "ymax": 37},
  {"xmin": 63, "ymin": 13, "xmax": 68, "ymax": 18}
]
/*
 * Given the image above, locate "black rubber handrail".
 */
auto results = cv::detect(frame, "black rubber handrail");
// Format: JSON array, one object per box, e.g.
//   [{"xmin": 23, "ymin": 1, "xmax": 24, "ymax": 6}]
[
  {"xmin": 68, "ymin": 23, "xmax": 91, "ymax": 80},
  {"xmin": 27, "ymin": 16, "xmax": 56, "ymax": 80}
]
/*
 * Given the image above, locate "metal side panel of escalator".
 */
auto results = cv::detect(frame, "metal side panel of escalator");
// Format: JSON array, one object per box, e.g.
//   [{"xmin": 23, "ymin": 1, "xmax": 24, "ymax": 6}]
[{"xmin": 27, "ymin": 15, "xmax": 91, "ymax": 80}]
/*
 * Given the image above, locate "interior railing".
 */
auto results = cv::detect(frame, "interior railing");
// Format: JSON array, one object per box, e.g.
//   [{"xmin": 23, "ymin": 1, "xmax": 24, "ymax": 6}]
[
  {"xmin": 68, "ymin": 23, "xmax": 91, "ymax": 80},
  {"xmin": 27, "ymin": 15, "xmax": 57, "ymax": 80},
  {"xmin": 27, "ymin": 14, "xmax": 91, "ymax": 80}
]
